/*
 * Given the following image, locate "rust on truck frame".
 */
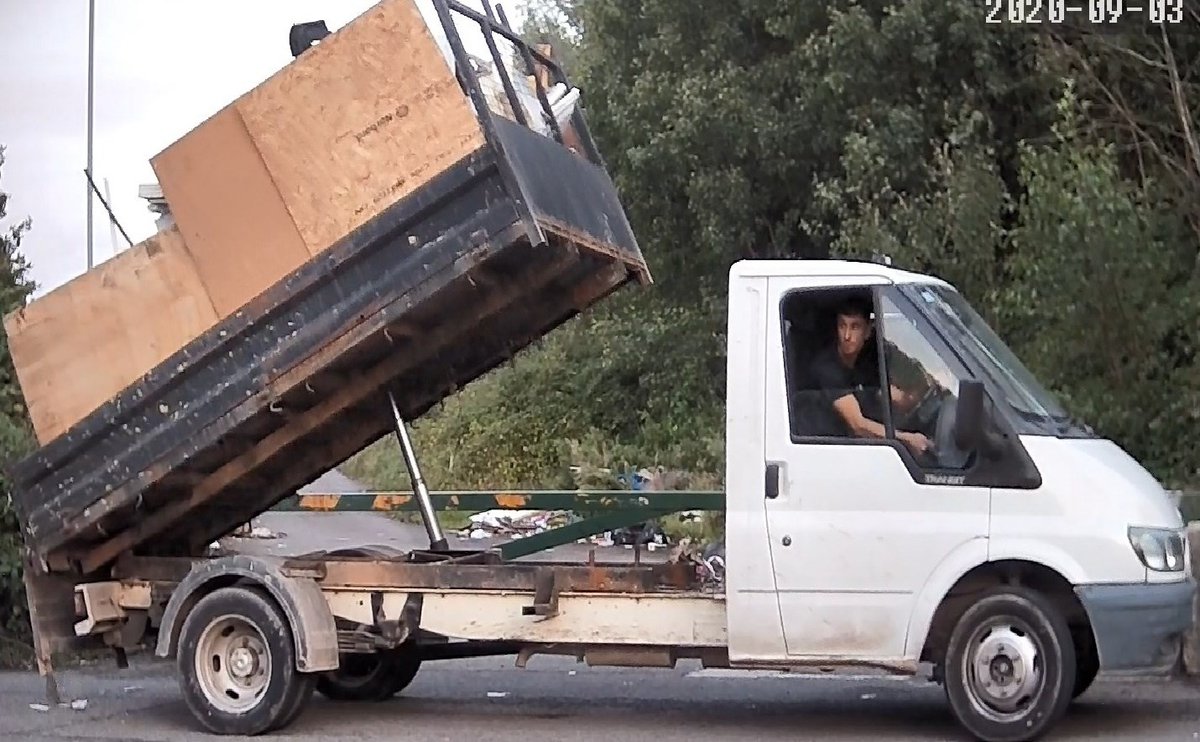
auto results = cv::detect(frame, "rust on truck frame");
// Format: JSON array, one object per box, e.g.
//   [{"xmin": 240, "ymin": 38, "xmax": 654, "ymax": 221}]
[{"xmin": 108, "ymin": 552, "xmax": 701, "ymax": 595}]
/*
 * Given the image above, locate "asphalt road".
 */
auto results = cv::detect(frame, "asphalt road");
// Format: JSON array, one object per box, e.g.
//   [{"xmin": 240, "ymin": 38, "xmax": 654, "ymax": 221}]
[{"xmin": 3, "ymin": 655, "xmax": 1200, "ymax": 741}]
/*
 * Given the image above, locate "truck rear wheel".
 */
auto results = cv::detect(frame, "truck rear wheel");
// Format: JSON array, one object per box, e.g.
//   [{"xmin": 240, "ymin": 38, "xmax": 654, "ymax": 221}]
[
  {"xmin": 176, "ymin": 586, "xmax": 314, "ymax": 735},
  {"xmin": 943, "ymin": 586, "xmax": 1075, "ymax": 742},
  {"xmin": 316, "ymin": 650, "xmax": 422, "ymax": 701}
]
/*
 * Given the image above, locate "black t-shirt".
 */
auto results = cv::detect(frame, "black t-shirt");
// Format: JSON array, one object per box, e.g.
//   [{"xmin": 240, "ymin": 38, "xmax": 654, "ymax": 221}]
[{"xmin": 809, "ymin": 345, "xmax": 885, "ymax": 434}]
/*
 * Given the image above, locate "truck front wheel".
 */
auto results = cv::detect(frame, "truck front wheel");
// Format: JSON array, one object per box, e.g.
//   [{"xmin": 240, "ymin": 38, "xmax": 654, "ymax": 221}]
[
  {"xmin": 943, "ymin": 586, "xmax": 1075, "ymax": 742},
  {"xmin": 1071, "ymin": 629, "xmax": 1100, "ymax": 699},
  {"xmin": 176, "ymin": 586, "xmax": 315, "ymax": 735}
]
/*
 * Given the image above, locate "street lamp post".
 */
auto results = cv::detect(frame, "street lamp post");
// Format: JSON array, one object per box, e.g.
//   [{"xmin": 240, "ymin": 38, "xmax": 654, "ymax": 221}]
[{"xmin": 86, "ymin": 0, "xmax": 95, "ymax": 270}]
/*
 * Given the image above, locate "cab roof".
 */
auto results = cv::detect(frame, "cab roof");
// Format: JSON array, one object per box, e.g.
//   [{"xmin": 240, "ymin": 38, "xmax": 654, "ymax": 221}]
[{"xmin": 728, "ymin": 258, "xmax": 953, "ymax": 288}]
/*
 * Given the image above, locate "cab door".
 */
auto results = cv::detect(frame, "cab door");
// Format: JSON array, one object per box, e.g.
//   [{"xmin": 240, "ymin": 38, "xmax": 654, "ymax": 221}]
[{"xmin": 761, "ymin": 277, "xmax": 990, "ymax": 661}]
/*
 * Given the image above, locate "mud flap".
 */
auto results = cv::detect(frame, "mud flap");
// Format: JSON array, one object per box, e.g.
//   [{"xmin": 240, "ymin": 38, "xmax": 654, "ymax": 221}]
[{"xmin": 22, "ymin": 558, "xmax": 108, "ymax": 704}]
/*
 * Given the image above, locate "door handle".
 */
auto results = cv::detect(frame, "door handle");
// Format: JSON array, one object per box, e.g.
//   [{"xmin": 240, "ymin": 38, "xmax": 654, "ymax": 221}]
[{"xmin": 765, "ymin": 462, "xmax": 781, "ymax": 499}]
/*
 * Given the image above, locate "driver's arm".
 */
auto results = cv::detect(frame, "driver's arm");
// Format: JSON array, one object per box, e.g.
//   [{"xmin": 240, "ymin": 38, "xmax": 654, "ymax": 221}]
[
  {"xmin": 832, "ymin": 393, "xmax": 888, "ymax": 440},
  {"xmin": 834, "ymin": 390, "xmax": 931, "ymax": 454}
]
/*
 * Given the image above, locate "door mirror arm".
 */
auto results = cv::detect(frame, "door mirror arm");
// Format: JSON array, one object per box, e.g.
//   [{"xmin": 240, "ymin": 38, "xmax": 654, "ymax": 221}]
[{"xmin": 954, "ymin": 380, "xmax": 1005, "ymax": 459}]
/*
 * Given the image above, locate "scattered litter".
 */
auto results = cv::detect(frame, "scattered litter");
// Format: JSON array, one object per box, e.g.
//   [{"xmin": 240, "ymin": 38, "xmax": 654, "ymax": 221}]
[
  {"xmin": 460, "ymin": 510, "xmax": 575, "ymax": 539},
  {"xmin": 228, "ymin": 521, "xmax": 280, "ymax": 539},
  {"xmin": 123, "ymin": 685, "xmax": 142, "ymax": 693},
  {"xmin": 667, "ymin": 538, "xmax": 725, "ymax": 591},
  {"xmin": 609, "ymin": 522, "xmax": 668, "ymax": 547},
  {"xmin": 69, "ymin": 699, "xmax": 88, "ymax": 710},
  {"xmin": 861, "ymin": 693, "xmax": 876, "ymax": 700},
  {"xmin": 461, "ymin": 509, "xmax": 680, "ymax": 549},
  {"xmin": 568, "ymin": 671, "xmax": 577, "ymax": 676},
  {"xmin": 486, "ymin": 691, "xmax": 508, "ymax": 698},
  {"xmin": 29, "ymin": 703, "xmax": 49, "ymax": 712}
]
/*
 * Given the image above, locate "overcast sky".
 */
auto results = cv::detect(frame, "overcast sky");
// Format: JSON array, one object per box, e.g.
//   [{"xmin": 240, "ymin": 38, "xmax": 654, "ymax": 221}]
[{"xmin": 0, "ymin": 0, "xmax": 523, "ymax": 297}]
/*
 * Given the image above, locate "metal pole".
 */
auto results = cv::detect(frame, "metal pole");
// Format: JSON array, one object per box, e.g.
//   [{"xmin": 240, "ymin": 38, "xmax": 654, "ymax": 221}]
[
  {"xmin": 86, "ymin": 0, "xmax": 95, "ymax": 269},
  {"xmin": 387, "ymin": 390, "xmax": 448, "ymax": 551}
]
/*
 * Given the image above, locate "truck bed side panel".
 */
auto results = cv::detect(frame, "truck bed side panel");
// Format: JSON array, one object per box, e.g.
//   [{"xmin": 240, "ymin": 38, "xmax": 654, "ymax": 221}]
[{"xmin": 13, "ymin": 149, "xmax": 505, "ymax": 547}]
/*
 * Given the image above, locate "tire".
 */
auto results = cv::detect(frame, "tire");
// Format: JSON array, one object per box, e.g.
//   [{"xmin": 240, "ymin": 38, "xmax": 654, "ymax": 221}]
[
  {"xmin": 1071, "ymin": 636, "xmax": 1099, "ymax": 700},
  {"xmin": 316, "ymin": 650, "xmax": 422, "ymax": 701},
  {"xmin": 942, "ymin": 586, "xmax": 1075, "ymax": 742},
  {"xmin": 176, "ymin": 586, "xmax": 312, "ymax": 735},
  {"xmin": 316, "ymin": 653, "xmax": 396, "ymax": 701},
  {"xmin": 386, "ymin": 652, "xmax": 422, "ymax": 695},
  {"xmin": 274, "ymin": 671, "xmax": 317, "ymax": 731}
]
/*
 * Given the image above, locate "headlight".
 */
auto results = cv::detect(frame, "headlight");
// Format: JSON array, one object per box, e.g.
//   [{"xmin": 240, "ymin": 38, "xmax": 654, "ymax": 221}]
[{"xmin": 1128, "ymin": 526, "xmax": 1186, "ymax": 572}]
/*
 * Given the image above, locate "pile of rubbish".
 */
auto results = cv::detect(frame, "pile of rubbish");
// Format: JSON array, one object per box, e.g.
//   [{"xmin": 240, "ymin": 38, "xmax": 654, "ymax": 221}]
[
  {"xmin": 455, "ymin": 509, "xmax": 673, "ymax": 550},
  {"xmin": 453, "ymin": 466, "xmax": 721, "ymax": 560},
  {"xmin": 230, "ymin": 521, "xmax": 281, "ymax": 539},
  {"xmin": 669, "ymin": 537, "xmax": 727, "ymax": 590},
  {"xmin": 458, "ymin": 509, "xmax": 575, "ymax": 540},
  {"xmin": 207, "ymin": 520, "xmax": 281, "ymax": 555}
]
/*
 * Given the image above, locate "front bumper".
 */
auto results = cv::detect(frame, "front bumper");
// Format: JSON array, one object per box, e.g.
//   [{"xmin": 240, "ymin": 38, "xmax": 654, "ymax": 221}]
[{"xmin": 1075, "ymin": 578, "xmax": 1196, "ymax": 675}]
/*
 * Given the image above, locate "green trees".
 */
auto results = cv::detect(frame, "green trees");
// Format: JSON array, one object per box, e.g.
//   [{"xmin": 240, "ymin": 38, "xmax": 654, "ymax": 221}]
[
  {"xmin": 343, "ymin": 2, "xmax": 1200, "ymax": 493},
  {"xmin": 0, "ymin": 145, "xmax": 39, "ymax": 663}
]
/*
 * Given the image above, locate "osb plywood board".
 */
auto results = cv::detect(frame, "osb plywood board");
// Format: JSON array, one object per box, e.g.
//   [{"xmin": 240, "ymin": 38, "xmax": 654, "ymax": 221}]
[
  {"xmin": 150, "ymin": 105, "xmax": 311, "ymax": 317},
  {"xmin": 235, "ymin": 0, "xmax": 486, "ymax": 257},
  {"xmin": 4, "ymin": 227, "xmax": 217, "ymax": 444}
]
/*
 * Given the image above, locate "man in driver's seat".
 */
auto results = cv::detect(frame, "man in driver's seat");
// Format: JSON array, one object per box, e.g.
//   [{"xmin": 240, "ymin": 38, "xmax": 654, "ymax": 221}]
[{"xmin": 810, "ymin": 298, "xmax": 932, "ymax": 457}]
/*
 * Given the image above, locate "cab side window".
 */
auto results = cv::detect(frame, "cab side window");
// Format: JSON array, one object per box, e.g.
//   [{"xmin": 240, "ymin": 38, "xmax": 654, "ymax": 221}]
[
  {"xmin": 780, "ymin": 288, "xmax": 887, "ymax": 440},
  {"xmin": 780, "ymin": 287, "xmax": 976, "ymax": 472}
]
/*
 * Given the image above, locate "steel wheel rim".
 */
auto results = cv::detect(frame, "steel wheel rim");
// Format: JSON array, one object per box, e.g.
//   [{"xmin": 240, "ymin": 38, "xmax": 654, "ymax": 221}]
[
  {"xmin": 961, "ymin": 615, "xmax": 1046, "ymax": 723},
  {"xmin": 194, "ymin": 613, "xmax": 272, "ymax": 714}
]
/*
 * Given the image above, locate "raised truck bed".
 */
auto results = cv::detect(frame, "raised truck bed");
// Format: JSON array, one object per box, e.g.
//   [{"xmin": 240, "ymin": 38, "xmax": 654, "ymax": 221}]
[{"xmin": 7, "ymin": 0, "xmax": 648, "ymax": 581}]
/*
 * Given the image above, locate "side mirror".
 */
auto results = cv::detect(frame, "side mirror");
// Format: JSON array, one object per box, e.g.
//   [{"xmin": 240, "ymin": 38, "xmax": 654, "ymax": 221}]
[{"xmin": 954, "ymin": 380, "xmax": 985, "ymax": 452}]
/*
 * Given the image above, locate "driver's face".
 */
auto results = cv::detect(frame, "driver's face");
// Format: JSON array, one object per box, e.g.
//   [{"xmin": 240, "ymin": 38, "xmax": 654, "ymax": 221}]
[{"xmin": 836, "ymin": 312, "xmax": 871, "ymax": 359}]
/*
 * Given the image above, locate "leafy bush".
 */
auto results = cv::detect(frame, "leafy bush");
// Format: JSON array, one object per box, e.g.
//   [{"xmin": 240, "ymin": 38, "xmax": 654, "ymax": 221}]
[
  {"xmin": 0, "ymin": 144, "xmax": 38, "ymax": 666},
  {"xmin": 346, "ymin": 1, "xmax": 1199, "ymax": 500}
]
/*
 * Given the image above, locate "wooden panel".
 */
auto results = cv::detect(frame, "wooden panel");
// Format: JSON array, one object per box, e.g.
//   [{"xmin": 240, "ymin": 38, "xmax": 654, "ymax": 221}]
[
  {"xmin": 4, "ymin": 227, "xmax": 217, "ymax": 444},
  {"xmin": 150, "ymin": 105, "xmax": 310, "ymax": 317},
  {"xmin": 234, "ymin": 0, "xmax": 486, "ymax": 257}
]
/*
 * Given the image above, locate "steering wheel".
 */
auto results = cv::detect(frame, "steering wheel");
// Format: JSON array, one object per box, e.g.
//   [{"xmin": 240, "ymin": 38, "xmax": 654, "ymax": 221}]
[
  {"xmin": 899, "ymin": 382, "xmax": 978, "ymax": 470},
  {"xmin": 895, "ymin": 382, "xmax": 946, "ymax": 434}
]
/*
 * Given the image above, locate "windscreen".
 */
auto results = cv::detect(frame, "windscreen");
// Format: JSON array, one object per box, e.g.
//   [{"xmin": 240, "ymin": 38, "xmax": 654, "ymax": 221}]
[{"xmin": 902, "ymin": 283, "xmax": 1092, "ymax": 437}]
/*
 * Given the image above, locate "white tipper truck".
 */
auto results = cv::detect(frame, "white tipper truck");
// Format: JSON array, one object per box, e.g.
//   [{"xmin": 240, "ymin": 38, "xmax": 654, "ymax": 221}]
[{"xmin": 25, "ymin": 258, "xmax": 1191, "ymax": 742}]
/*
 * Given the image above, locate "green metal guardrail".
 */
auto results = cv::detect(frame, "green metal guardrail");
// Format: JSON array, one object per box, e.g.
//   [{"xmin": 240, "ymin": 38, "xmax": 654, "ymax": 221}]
[{"xmin": 273, "ymin": 490, "xmax": 726, "ymax": 559}]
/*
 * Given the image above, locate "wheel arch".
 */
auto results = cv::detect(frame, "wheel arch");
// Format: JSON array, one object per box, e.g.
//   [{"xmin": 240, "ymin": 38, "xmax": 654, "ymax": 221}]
[
  {"xmin": 913, "ymin": 556, "xmax": 1096, "ymax": 669},
  {"xmin": 155, "ymin": 555, "xmax": 339, "ymax": 672}
]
